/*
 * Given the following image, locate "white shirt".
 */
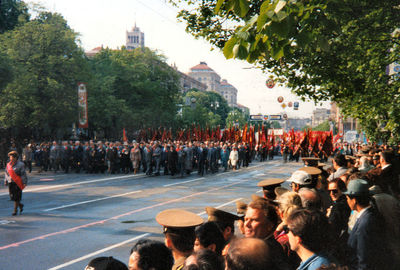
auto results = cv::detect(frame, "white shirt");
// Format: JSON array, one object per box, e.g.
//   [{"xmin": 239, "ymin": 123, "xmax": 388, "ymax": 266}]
[
  {"xmin": 356, "ymin": 205, "xmax": 371, "ymax": 220},
  {"xmin": 328, "ymin": 167, "xmax": 347, "ymax": 181},
  {"xmin": 381, "ymin": 164, "xmax": 391, "ymax": 170}
]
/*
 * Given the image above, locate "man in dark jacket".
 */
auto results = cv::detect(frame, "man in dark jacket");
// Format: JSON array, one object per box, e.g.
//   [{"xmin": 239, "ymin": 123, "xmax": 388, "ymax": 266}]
[
  {"xmin": 197, "ymin": 143, "xmax": 208, "ymax": 176},
  {"xmin": 238, "ymin": 144, "xmax": 245, "ymax": 169},
  {"xmin": 153, "ymin": 142, "xmax": 162, "ymax": 176},
  {"xmin": 61, "ymin": 141, "xmax": 71, "ymax": 173},
  {"xmin": 245, "ymin": 199, "xmax": 291, "ymax": 270},
  {"xmin": 72, "ymin": 141, "xmax": 83, "ymax": 173},
  {"xmin": 327, "ymin": 178, "xmax": 351, "ymax": 264},
  {"xmin": 207, "ymin": 143, "xmax": 217, "ymax": 173},
  {"xmin": 167, "ymin": 145, "xmax": 177, "ymax": 177},
  {"xmin": 378, "ymin": 150, "xmax": 399, "ymax": 198},
  {"xmin": 143, "ymin": 144, "xmax": 153, "ymax": 176},
  {"xmin": 345, "ymin": 179, "xmax": 393, "ymax": 270}
]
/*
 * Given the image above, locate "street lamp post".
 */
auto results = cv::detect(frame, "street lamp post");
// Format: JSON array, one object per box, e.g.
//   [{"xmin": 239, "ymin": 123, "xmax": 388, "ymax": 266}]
[{"xmin": 210, "ymin": 101, "xmax": 219, "ymax": 112}]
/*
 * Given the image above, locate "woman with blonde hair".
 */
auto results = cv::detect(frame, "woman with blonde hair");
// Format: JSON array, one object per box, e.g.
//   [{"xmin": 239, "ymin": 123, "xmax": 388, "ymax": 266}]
[{"xmin": 274, "ymin": 191, "xmax": 302, "ymax": 269}]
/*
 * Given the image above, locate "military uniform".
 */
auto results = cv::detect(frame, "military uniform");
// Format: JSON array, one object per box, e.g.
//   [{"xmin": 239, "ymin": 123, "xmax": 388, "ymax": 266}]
[
  {"xmin": 205, "ymin": 206, "xmax": 240, "ymax": 256},
  {"xmin": 156, "ymin": 209, "xmax": 203, "ymax": 270},
  {"xmin": 257, "ymin": 178, "xmax": 285, "ymax": 205}
]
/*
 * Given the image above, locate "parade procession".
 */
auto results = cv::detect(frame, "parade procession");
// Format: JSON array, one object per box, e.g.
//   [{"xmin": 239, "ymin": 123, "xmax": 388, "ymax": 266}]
[{"xmin": 1, "ymin": 0, "xmax": 400, "ymax": 270}]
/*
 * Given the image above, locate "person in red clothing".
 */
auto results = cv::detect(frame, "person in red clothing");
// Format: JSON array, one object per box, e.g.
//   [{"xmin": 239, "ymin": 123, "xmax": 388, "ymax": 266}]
[{"xmin": 4, "ymin": 151, "xmax": 27, "ymax": 216}]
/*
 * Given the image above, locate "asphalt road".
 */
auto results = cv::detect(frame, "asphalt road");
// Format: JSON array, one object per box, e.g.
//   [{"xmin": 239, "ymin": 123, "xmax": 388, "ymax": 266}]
[{"xmin": 0, "ymin": 158, "xmax": 303, "ymax": 270}]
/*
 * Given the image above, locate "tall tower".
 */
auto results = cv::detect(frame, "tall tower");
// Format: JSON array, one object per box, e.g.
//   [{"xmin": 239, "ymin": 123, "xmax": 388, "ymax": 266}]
[{"xmin": 126, "ymin": 23, "xmax": 145, "ymax": 50}]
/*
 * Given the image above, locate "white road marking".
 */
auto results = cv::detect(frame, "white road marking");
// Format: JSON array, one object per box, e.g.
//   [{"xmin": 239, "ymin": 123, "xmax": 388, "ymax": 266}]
[
  {"xmin": 163, "ymin": 177, "xmax": 205, "ymax": 187},
  {"xmin": 0, "ymin": 174, "xmax": 143, "ymax": 196},
  {"xmin": 48, "ymin": 197, "xmax": 243, "ymax": 269},
  {"xmin": 0, "ymin": 220, "xmax": 16, "ymax": 225},
  {"xmin": 197, "ymin": 198, "xmax": 243, "ymax": 216},
  {"xmin": 48, "ymin": 233, "xmax": 151, "ymax": 270},
  {"xmin": 43, "ymin": 190, "xmax": 143, "ymax": 212}
]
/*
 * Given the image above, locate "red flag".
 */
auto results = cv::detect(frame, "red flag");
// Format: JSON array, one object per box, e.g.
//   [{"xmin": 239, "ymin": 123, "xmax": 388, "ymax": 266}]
[
  {"xmin": 261, "ymin": 125, "xmax": 267, "ymax": 143},
  {"xmin": 161, "ymin": 128, "xmax": 166, "ymax": 142},
  {"xmin": 123, "ymin": 128, "xmax": 128, "ymax": 142},
  {"xmin": 242, "ymin": 124, "xmax": 248, "ymax": 143}
]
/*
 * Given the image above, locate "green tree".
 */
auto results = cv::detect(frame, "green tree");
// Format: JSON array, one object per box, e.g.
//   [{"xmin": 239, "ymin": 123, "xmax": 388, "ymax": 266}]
[
  {"xmin": 225, "ymin": 107, "xmax": 248, "ymax": 127},
  {"xmin": 171, "ymin": 0, "xmax": 400, "ymax": 141},
  {"xmin": 313, "ymin": 120, "xmax": 330, "ymax": 131},
  {"xmin": 182, "ymin": 89, "xmax": 230, "ymax": 127},
  {"xmin": 87, "ymin": 47, "xmax": 181, "ymax": 138},
  {"xmin": 0, "ymin": 0, "xmax": 29, "ymax": 33},
  {"xmin": 0, "ymin": 11, "xmax": 88, "ymax": 138}
]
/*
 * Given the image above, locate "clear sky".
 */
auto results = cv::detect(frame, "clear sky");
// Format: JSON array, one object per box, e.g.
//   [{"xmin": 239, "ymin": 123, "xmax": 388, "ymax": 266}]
[{"xmin": 28, "ymin": 0, "xmax": 330, "ymax": 118}]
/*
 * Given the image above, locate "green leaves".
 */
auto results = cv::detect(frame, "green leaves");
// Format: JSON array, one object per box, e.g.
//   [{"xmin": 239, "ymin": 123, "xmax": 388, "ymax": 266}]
[
  {"xmin": 215, "ymin": 0, "xmax": 249, "ymax": 18},
  {"xmin": 0, "ymin": 12, "xmax": 86, "ymax": 134},
  {"xmin": 88, "ymin": 48, "xmax": 181, "ymax": 134}
]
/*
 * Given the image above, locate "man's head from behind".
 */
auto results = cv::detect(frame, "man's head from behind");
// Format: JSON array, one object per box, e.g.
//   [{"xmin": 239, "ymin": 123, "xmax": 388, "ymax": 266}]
[
  {"xmin": 286, "ymin": 209, "xmax": 331, "ymax": 254},
  {"xmin": 225, "ymin": 238, "xmax": 271, "ymax": 270},
  {"xmin": 129, "ymin": 239, "xmax": 173, "ymax": 270}
]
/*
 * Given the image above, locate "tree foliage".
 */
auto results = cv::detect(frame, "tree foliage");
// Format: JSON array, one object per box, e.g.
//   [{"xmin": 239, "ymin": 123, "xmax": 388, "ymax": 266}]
[
  {"xmin": 0, "ymin": 0, "xmax": 29, "ymax": 33},
  {"xmin": 0, "ymin": 11, "xmax": 88, "ymax": 138},
  {"xmin": 172, "ymin": 0, "xmax": 400, "ymax": 142},
  {"xmin": 225, "ymin": 107, "xmax": 249, "ymax": 128},
  {"xmin": 180, "ymin": 89, "xmax": 229, "ymax": 127},
  {"xmin": 87, "ymin": 47, "xmax": 181, "ymax": 138},
  {"xmin": 312, "ymin": 120, "xmax": 330, "ymax": 131}
]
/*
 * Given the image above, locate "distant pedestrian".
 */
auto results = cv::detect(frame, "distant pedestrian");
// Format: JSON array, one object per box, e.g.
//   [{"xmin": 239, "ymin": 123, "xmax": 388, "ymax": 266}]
[{"xmin": 4, "ymin": 151, "xmax": 27, "ymax": 216}]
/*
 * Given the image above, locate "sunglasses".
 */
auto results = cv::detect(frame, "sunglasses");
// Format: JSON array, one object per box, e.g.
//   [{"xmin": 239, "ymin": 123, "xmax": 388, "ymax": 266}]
[
  {"xmin": 282, "ymin": 225, "xmax": 292, "ymax": 234},
  {"xmin": 328, "ymin": 189, "xmax": 338, "ymax": 194}
]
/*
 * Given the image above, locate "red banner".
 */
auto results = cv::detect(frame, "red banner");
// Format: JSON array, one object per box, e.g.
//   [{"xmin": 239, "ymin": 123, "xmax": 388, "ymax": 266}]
[
  {"xmin": 78, "ymin": 83, "xmax": 88, "ymax": 128},
  {"xmin": 7, "ymin": 162, "xmax": 25, "ymax": 190}
]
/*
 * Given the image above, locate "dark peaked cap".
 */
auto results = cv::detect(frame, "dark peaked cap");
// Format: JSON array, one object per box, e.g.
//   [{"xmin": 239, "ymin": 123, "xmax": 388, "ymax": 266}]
[
  {"xmin": 205, "ymin": 207, "xmax": 239, "ymax": 224},
  {"xmin": 301, "ymin": 157, "xmax": 320, "ymax": 167},
  {"xmin": 236, "ymin": 200, "xmax": 247, "ymax": 216},
  {"xmin": 251, "ymin": 194, "xmax": 269, "ymax": 204},
  {"xmin": 257, "ymin": 178, "xmax": 285, "ymax": 189},
  {"xmin": 298, "ymin": 166, "xmax": 322, "ymax": 175},
  {"xmin": 156, "ymin": 209, "xmax": 203, "ymax": 234}
]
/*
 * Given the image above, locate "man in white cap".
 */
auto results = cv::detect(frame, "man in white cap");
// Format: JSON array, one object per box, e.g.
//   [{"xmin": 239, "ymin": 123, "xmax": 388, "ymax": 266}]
[{"xmin": 287, "ymin": 170, "xmax": 313, "ymax": 193}]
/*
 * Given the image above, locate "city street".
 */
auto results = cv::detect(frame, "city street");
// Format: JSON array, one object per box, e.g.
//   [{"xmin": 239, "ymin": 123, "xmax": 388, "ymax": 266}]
[{"xmin": 0, "ymin": 158, "xmax": 302, "ymax": 270}]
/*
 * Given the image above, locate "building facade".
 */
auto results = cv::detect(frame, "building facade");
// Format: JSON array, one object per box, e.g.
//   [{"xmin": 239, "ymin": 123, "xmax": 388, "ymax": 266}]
[
  {"xmin": 286, "ymin": 117, "xmax": 312, "ymax": 131},
  {"xmin": 85, "ymin": 46, "xmax": 103, "ymax": 57},
  {"xmin": 188, "ymin": 62, "xmax": 239, "ymax": 107},
  {"xmin": 330, "ymin": 102, "xmax": 358, "ymax": 134},
  {"xmin": 311, "ymin": 108, "xmax": 331, "ymax": 127},
  {"xmin": 219, "ymin": 79, "xmax": 238, "ymax": 107},
  {"xmin": 126, "ymin": 23, "xmax": 145, "ymax": 50},
  {"xmin": 188, "ymin": 62, "xmax": 221, "ymax": 92},
  {"xmin": 177, "ymin": 70, "xmax": 207, "ymax": 93},
  {"xmin": 236, "ymin": 103, "xmax": 250, "ymax": 115}
]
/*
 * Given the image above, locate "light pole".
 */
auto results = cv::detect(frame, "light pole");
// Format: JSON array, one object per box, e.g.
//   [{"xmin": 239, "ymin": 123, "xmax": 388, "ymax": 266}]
[{"xmin": 210, "ymin": 101, "xmax": 219, "ymax": 113}]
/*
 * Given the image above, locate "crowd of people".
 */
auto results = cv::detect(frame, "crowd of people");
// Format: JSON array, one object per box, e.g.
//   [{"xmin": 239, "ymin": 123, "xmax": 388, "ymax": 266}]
[
  {"xmin": 0, "ymin": 139, "xmax": 286, "ymax": 177},
  {"xmin": 79, "ymin": 144, "xmax": 400, "ymax": 270},
  {"xmin": 3, "ymin": 138, "xmax": 400, "ymax": 270}
]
